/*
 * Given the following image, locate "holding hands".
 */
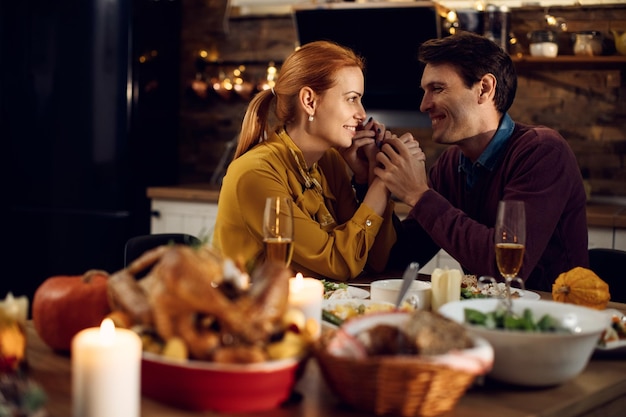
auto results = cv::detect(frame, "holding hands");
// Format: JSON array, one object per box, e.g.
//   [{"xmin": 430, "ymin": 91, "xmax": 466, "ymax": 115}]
[
  {"xmin": 340, "ymin": 118, "xmax": 427, "ymax": 207},
  {"xmin": 374, "ymin": 133, "xmax": 428, "ymax": 208}
]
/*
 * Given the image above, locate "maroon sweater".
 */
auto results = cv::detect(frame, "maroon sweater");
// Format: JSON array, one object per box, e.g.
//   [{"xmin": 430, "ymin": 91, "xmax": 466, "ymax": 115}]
[{"xmin": 389, "ymin": 122, "xmax": 589, "ymax": 292}]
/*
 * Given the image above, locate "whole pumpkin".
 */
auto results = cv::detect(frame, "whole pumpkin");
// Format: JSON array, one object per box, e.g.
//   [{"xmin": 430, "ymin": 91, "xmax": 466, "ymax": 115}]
[
  {"xmin": 552, "ymin": 266, "xmax": 611, "ymax": 310},
  {"xmin": 32, "ymin": 269, "xmax": 111, "ymax": 351}
]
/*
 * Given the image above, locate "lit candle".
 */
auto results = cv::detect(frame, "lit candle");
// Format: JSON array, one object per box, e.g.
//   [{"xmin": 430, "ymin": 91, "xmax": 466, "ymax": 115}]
[
  {"xmin": 0, "ymin": 292, "xmax": 29, "ymax": 323},
  {"xmin": 0, "ymin": 292, "xmax": 28, "ymax": 371},
  {"xmin": 72, "ymin": 318, "xmax": 142, "ymax": 417},
  {"xmin": 289, "ymin": 273, "xmax": 323, "ymax": 337},
  {"xmin": 431, "ymin": 267, "xmax": 462, "ymax": 311}
]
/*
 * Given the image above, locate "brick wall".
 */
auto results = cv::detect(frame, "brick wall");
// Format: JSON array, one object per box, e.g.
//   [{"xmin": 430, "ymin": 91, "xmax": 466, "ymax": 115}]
[
  {"xmin": 178, "ymin": 0, "xmax": 296, "ymax": 184},
  {"xmin": 510, "ymin": 5, "xmax": 626, "ymax": 196},
  {"xmin": 178, "ymin": 1, "xmax": 626, "ymax": 197}
]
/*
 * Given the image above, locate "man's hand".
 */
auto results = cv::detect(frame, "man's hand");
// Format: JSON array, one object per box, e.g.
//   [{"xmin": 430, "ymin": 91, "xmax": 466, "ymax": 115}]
[{"xmin": 374, "ymin": 134, "xmax": 428, "ymax": 207}]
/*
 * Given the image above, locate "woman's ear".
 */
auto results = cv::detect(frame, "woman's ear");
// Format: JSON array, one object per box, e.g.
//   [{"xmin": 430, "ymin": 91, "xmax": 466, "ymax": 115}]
[
  {"xmin": 299, "ymin": 86, "xmax": 317, "ymax": 116},
  {"xmin": 478, "ymin": 73, "xmax": 497, "ymax": 104}
]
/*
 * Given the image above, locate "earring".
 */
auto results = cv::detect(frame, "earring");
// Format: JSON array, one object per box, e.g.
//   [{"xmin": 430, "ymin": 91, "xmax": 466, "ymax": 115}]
[{"xmin": 308, "ymin": 114, "xmax": 314, "ymax": 122}]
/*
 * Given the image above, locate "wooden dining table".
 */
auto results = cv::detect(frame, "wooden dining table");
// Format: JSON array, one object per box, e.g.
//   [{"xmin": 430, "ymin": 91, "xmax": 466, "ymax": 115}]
[{"xmin": 22, "ymin": 275, "xmax": 626, "ymax": 417}]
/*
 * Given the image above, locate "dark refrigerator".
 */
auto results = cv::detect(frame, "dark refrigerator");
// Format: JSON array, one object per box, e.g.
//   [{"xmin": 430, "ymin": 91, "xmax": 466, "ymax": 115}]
[{"xmin": 1, "ymin": 0, "xmax": 182, "ymax": 305}]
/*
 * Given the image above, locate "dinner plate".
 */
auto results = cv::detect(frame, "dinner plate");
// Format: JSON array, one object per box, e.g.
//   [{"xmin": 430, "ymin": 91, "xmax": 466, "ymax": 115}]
[
  {"xmin": 321, "ymin": 299, "xmax": 397, "ymax": 330},
  {"xmin": 595, "ymin": 309, "xmax": 626, "ymax": 353},
  {"xmin": 463, "ymin": 287, "xmax": 541, "ymax": 300},
  {"xmin": 324, "ymin": 285, "xmax": 370, "ymax": 300},
  {"xmin": 519, "ymin": 290, "xmax": 541, "ymax": 300},
  {"xmin": 347, "ymin": 286, "xmax": 370, "ymax": 299}
]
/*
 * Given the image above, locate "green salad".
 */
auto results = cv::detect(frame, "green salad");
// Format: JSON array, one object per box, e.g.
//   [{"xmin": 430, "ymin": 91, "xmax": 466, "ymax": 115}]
[
  {"xmin": 321, "ymin": 279, "xmax": 349, "ymax": 299},
  {"xmin": 464, "ymin": 307, "xmax": 571, "ymax": 333}
]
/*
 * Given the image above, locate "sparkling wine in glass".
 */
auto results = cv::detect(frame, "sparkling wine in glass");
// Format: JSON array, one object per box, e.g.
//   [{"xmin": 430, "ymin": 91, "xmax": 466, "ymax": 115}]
[
  {"xmin": 263, "ymin": 196, "xmax": 294, "ymax": 267},
  {"xmin": 495, "ymin": 200, "xmax": 526, "ymax": 280}
]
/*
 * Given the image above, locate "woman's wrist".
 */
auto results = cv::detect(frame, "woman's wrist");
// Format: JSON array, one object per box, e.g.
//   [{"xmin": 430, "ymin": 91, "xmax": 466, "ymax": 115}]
[
  {"xmin": 351, "ymin": 173, "xmax": 368, "ymax": 185},
  {"xmin": 363, "ymin": 179, "xmax": 390, "ymax": 214},
  {"xmin": 351, "ymin": 175, "xmax": 368, "ymax": 201}
]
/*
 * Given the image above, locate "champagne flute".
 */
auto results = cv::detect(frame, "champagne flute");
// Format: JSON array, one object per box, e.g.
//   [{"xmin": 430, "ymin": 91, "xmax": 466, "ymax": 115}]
[
  {"xmin": 263, "ymin": 196, "xmax": 294, "ymax": 267},
  {"xmin": 495, "ymin": 200, "xmax": 526, "ymax": 281}
]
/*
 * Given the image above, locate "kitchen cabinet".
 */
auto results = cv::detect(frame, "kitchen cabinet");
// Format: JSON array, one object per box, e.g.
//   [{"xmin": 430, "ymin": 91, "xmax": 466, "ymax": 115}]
[
  {"xmin": 614, "ymin": 229, "xmax": 626, "ymax": 251},
  {"xmin": 147, "ymin": 187, "xmax": 626, "ymax": 272},
  {"xmin": 586, "ymin": 227, "xmax": 626, "ymax": 251},
  {"xmin": 588, "ymin": 226, "xmax": 616, "ymax": 250},
  {"xmin": 150, "ymin": 199, "xmax": 217, "ymax": 243}
]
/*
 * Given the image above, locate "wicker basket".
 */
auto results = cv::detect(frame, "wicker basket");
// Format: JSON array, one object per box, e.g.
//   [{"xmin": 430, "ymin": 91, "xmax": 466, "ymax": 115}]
[{"xmin": 314, "ymin": 337, "xmax": 478, "ymax": 417}]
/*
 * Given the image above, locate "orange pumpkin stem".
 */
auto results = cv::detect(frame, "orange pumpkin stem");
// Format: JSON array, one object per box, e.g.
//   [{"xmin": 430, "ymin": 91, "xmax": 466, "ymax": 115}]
[{"xmin": 556, "ymin": 286, "xmax": 571, "ymax": 295}]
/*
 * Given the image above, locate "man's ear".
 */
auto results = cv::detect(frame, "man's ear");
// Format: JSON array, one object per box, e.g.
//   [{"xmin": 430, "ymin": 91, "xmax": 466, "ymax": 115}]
[
  {"xmin": 478, "ymin": 73, "xmax": 497, "ymax": 103},
  {"xmin": 299, "ymin": 86, "xmax": 317, "ymax": 116}
]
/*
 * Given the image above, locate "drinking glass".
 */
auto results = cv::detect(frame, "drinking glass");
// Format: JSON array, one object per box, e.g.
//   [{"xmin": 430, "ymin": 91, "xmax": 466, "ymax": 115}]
[
  {"xmin": 263, "ymin": 196, "xmax": 294, "ymax": 267},
  {"xmin": 494, "ymin": 200, "xmax": 526, "ymax": 280}
]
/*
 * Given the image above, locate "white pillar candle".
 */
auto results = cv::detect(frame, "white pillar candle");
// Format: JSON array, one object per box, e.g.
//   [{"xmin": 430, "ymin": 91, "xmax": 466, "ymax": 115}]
[
  {"xmin": 72, "ymin": 318, "xmax": 142, "ymax": 417},
  {"xmin": 431, "ymin": 267, "xmax": 462, "ymax": 311},
  {"xmin": 289, "ymin": 273, "xmax": 323, "ymax": 337},
  {"xmin": 0, "ymin": 292, "xmax": 29, "ymax": 323}
]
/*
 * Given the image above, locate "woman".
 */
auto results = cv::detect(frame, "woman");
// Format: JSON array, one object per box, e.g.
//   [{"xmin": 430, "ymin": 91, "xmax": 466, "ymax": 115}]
[{"xmin": 212, "ymin": 40, "xmax": 420, "ymax": 280}]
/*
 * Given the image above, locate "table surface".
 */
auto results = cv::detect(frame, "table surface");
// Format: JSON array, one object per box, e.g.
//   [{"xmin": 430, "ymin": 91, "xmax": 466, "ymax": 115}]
[{"xmin": 24, "ymin": 287, "xmax": 626, "ymax": 417}]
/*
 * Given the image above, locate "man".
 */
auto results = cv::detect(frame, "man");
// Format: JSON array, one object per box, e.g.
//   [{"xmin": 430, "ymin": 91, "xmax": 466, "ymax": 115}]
[{"xmin": 376, "ymin": 32, "xmax": 588, "ymax": 292}]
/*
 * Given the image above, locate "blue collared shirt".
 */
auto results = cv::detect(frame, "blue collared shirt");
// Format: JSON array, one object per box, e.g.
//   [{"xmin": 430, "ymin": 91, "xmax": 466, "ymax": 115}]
[{"xmin": 459, "ymin": 113, "xmax": 515, "ymax": 190}]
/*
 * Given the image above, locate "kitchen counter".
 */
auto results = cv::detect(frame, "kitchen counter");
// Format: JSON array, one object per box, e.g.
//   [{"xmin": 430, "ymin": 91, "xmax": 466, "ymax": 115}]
[
  {"xmin": 147, "ymin": 184, "xmax": 220, "ymax": 202},
  {"xmin": 147, "ymin": 185, "xmax": 626, "ymax": 229}
]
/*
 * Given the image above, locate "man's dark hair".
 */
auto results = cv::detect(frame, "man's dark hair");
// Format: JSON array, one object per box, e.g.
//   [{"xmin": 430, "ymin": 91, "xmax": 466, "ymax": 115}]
[{"xmin": 418, "ymin": 31, "xmax": 517, "ymax": 114}]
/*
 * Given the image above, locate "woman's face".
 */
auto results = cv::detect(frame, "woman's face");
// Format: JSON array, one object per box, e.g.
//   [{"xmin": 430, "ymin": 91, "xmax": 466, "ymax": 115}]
[{"xmin": 313, "ymin": 66, "xmax": 367, "ymax": 149}]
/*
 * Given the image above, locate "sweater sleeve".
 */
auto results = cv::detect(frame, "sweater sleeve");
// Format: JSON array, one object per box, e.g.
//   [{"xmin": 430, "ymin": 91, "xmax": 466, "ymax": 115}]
[{"xmin": 409, "ymin": 126, "xmax": 587, "ymax": 290}]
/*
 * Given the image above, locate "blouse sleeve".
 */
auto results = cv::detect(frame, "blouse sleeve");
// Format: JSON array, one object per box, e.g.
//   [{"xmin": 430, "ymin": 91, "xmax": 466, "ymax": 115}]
[
  {"xmin": 221, "ymin": 146, "xmax": 397, "ymax": 281},
  {"xmin": 304, "ymin": 149, "xmax": 396, "ymax": 280}
]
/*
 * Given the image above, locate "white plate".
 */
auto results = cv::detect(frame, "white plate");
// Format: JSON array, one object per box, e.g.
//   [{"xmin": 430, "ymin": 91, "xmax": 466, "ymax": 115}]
[
  {"xmin": 520, "ymin": 290, "xmax": 541, "ymax": 300},
  {"xmin": 596, "ymin": 309, "xmax": 626, "ymax": 352},
  {"xmin": 324, "ymin": 286, "xmax": 370, "ymax": 300},
  {"xmin": 322, "ymin": 299, "xmax": 397, "ymax": 330},
  {"xmin": 347, "ymin": 286, "xmax": 370, "ymax": 299},
  {"xmin": 463, "ymin": 288, "xmax": 541, "ymax": 300}
]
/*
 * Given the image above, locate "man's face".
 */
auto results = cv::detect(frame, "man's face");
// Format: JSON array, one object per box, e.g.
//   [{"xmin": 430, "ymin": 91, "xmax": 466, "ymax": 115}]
[{"xmin": 419, "ymin": 63, "xmax": 484, "ymax": 145}]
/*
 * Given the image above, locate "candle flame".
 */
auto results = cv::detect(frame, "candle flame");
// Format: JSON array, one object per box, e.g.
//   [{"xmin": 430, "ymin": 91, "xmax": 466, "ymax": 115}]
[
  {"xmin": 3, "ymin": 292, "xmax": 17, "ymax": 316},
  {"xmin": 291, "ymin": 273, "xmax": 305, "ymax": 292},
  {"xmin": 99, "ymin": 318, "xmax": 116, "ymax": 342}
]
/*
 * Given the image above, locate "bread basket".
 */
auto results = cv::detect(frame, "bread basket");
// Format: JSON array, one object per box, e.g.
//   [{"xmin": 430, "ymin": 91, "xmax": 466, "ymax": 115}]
[{"xmin": 314, "ymin": 312, "xmax": 493, "ymax": 417}]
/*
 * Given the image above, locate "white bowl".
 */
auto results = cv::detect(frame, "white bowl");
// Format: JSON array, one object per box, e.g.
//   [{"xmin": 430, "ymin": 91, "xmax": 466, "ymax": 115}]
[
  {"xmin": 370, "ymin": 279, "xmax": 431, "ymax": 310},
  {"xmin": 438, "ymin": 299, "xmax": 610, "ymax": 387}
]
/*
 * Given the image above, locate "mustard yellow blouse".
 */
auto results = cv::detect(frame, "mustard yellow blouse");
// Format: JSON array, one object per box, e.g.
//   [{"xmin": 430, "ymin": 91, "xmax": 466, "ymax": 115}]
[{"xmin": 212, "ymin": 128, "xmax": 397, "ymax": 281}]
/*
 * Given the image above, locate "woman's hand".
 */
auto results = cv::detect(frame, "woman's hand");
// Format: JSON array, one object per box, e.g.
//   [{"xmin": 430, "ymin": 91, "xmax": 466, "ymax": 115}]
[{"xmin": 339, "ymin": 117, "xmax": 385, "ymax": 184}]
